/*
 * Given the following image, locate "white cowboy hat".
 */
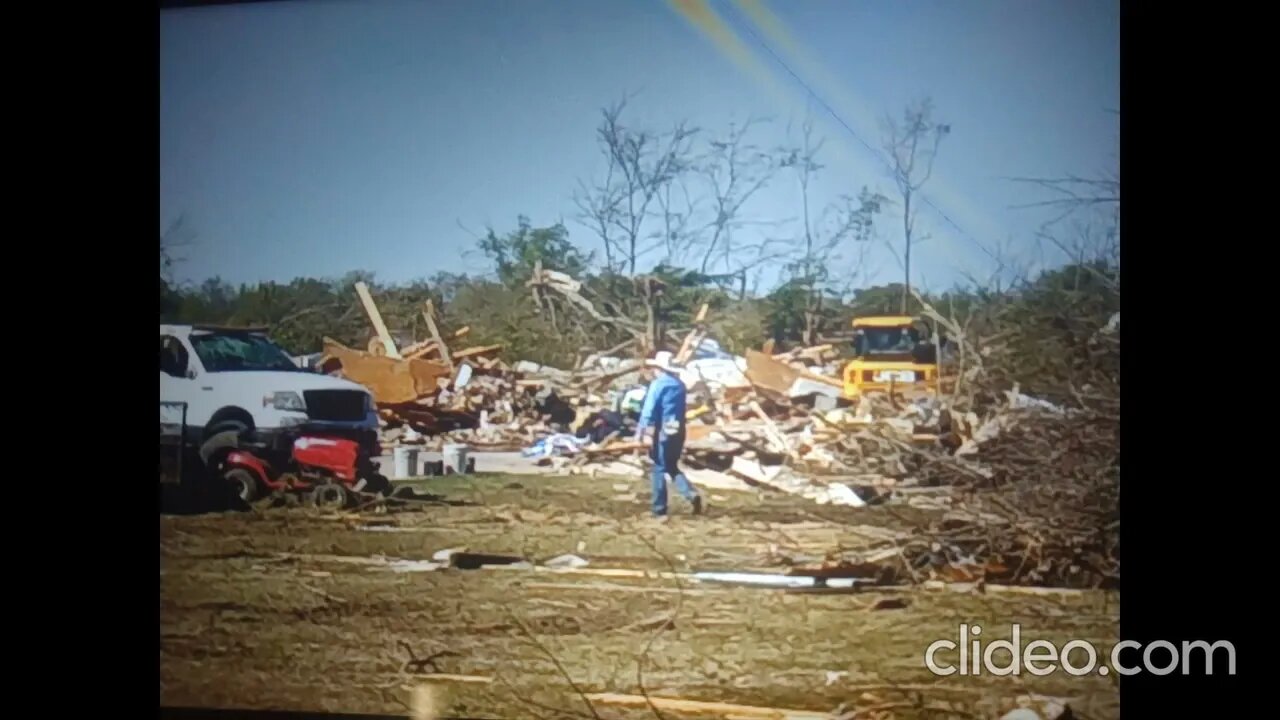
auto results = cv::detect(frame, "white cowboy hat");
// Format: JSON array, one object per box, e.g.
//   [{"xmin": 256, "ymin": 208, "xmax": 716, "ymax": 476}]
[{"xmin": 644, "ymin": 350, "xmax": 680, "ymax": 372}]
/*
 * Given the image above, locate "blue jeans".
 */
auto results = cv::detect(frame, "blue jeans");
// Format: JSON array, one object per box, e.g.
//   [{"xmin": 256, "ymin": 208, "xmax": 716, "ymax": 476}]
[{"xmin": 650, "ymin": 434, "xmax": 699, "ymax": 516}]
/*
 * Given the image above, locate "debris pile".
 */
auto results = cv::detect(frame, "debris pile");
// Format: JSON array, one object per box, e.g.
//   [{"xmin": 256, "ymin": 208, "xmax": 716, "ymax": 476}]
[
  {"xmin": 770, "ymin": 398, "xmax": 1119, "ymax": 590},
  {"xmin": 912, "ymin": 401, "xmax": 1120, "ymax": 589},
  {"xmin": 305, "ymin": 277, "xmax": 1118, "ymax": 589}
]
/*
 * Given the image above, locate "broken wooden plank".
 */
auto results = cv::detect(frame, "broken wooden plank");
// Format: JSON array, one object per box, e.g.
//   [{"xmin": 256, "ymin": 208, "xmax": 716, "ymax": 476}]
[
  {"xmin": 583, "ymin": 693, "xmax": 833, "ymax": 720},
  {"xmin": 748, "ymin": 400, "xmax": 798, "ymax": 460},
  {"xmin": 412, "ymin": 673, "xmax": 493, "ymax": 684},
  {"xmin": 674, "ymin": 303, "xmax": 711, "ymax": 364},
  {"xmin": 521, "ymin": 581, "xmax": 718, "ymax": 595},
  {"xmin": 797, "ymin": 344, "xmax": 835, "ymax": 359},
  {"xmin": 399, "ymin": 338, "xmax": 436, "ymax": 357},
  {"xmin": 579, "ymin": 441, "xmax": 646, "ymax": 457},
  {"xmin": 354, "ymin": 281, "xmax": 401, "ymax": 359},
  {"xmin": 405, "ymin": 342, "xmax": 441, "ymax": 361},
  {"xmin": 745, "ymin": 349, "xmax": 800, "ymax": 395},
  {"xmin": 322, "ymin": 337, "xmax": 451, "ymax": 405},
  {"xmin": 797, "ymin": 370, "xmax": 843, "ymax": 389},
  {"xmin": 485, "ymin": 564, "xmax": 685, "ymax": 581},
  {"xmin": 453, "ymin": 344, "xmax": 504, "ymax": 359},
  {"xmin": 422, "ymin": 299, "xmax": 452, "ymax": 369},
  {"xmin": 920, "ymin": 581, "xmax": 1097, "ymax": 597}
]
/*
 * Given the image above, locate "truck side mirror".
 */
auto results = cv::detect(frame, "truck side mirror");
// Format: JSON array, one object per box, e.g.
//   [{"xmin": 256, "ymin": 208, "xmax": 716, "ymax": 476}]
[{"xmin": 185, "ymin": 367, "xmax": 198, "ymax": 380}]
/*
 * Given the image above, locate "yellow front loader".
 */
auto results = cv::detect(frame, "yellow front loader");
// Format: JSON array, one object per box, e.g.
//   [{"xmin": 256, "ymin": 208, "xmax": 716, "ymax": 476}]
[{"xmin": 840, "ymin": 315, "xmax": 942, "ymax": 400}]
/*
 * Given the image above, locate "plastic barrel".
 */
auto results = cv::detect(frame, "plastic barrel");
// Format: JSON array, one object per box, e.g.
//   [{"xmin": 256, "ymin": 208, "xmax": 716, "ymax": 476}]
[{"xmin": 392, "ymin": 446, "xmax": 419, "ymax": 479}]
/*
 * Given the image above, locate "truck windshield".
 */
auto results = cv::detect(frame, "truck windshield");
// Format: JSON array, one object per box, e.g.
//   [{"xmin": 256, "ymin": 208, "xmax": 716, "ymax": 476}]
[
  {"xmin": 189, "ymin": 333, "xmax": 300, "ymax": 372},
  {"xmin": 854, "ymin": 327, "xmax": 919, "ymax": 356}
]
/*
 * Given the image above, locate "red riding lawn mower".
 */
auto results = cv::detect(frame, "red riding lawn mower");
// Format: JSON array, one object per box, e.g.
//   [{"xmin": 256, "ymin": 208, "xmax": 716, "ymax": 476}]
[{"xmin": 203, "ymin": 430, "xmax": 393, "ymax": 509}]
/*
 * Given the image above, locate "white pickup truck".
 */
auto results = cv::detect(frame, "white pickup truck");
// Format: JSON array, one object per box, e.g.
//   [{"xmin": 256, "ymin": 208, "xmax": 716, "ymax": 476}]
[{"xmin": 159, "ymin": 324, "xmax": 381, "ymax": 483}]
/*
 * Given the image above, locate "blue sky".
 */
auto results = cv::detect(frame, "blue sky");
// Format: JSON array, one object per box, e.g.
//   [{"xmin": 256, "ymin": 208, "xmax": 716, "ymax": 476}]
[{"xmin": 160, "ymin": 0, "xmax": 1119, "ymax": 293}]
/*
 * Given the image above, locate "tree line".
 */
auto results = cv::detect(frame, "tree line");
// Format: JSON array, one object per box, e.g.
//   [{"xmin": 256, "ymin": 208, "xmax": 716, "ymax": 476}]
[{"xmin": 160, "ymin": 97, "xmax": 1118, "ymax": 406}]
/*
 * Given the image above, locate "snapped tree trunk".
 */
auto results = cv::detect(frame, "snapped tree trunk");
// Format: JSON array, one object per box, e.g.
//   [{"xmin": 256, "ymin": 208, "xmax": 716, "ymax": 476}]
[{"xmin": 901, "ymin": 192, "xmax": 912, "ymax": 315}]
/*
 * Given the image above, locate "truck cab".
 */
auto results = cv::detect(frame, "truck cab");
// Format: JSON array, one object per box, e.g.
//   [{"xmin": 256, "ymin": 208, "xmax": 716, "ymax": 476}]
[
  {"xmin": 159, "ymin": 324, "xmax": 380, "ymax": 470},
  {"xmin": 841, "ymin": 315, "xmax": 939, "ymax": 399}
]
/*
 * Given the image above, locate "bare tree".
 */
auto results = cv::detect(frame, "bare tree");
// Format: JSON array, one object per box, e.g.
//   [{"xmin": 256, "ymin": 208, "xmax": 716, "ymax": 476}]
[
  {"xmin": 1012, "ymin": 172, "xmax": 1119, "ymax": 222},
  {"xmin": 160, "ymin": 214, "xmax": 195, "ymax": 277},
  {"xmin": 881, "ymin": 98, "xmax": 950, "ymax": 313},
  {"xmin": 1008, "ymin": 109, "xmax": 1119, "ymax": 276},
  {"xmin": 574, "ymin": 98, "xmax": 697, "ymax": 277},
  {"xmin": 780, "ymin": 118, "xmax": 885, "ymax": 343},
  {"xmin": 653, "ymin": 173, "xmax": 700, "ymax": 266},
  {"xmin": 695, "ymin": 117, "xmax": 782, "ymax": 275},
  {"xmin": 1009, "ymin": 115, "xmax": 1119, "ymax": 233},
  {"xmin": 1031, "ymin": 220, "xmax": 1119, "ymax": 295},
  {"xmin": 573, "ymin": 160, "xmax": 623, "ymax": 273}
]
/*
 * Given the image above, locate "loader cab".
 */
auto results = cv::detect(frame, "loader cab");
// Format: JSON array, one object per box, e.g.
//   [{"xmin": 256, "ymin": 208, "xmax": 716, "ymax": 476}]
[
  {"xmin": 853, "ymin": 323, "xmax": 920, "ymax": 358},
  {"xmin": 842, "ymin": 315, "xmax": 939, "ymax": 399}
]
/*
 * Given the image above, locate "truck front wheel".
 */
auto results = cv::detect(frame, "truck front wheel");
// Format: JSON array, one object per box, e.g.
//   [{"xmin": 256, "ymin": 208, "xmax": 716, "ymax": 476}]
[{"xmin": 199, "ymin": 429, "xmax": 244, "ymax": 468}]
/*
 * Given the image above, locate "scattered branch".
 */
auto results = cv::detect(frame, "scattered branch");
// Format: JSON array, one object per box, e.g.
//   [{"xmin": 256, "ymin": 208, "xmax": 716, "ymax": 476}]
[{"xmin": 505, "ymin": 606, "xmax": 603, "ymax": 720}]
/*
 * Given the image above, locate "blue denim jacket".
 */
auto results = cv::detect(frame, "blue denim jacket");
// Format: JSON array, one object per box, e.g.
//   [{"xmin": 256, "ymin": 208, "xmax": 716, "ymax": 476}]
[{"xmin": 637, "ymin": 372, "xmax": 686, "ymax": 440}]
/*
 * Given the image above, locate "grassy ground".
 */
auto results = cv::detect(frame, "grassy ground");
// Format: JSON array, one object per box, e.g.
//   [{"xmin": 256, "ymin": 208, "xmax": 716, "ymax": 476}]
[{"xmin": 159, "ymin": 473, "xmax": 1120, "ymax": 719}]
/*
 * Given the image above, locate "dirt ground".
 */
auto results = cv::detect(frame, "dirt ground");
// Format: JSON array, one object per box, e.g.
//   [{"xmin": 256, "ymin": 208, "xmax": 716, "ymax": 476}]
[{"xmin": 159, "ymin": 473, "xmax": 1120, "ymax": 719}]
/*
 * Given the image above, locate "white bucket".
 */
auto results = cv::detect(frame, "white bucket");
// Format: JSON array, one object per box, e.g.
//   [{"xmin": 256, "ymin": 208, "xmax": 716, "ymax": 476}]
[
  {"xmin": 392, "ymin": 446, "xmax": 419, "ymax": 479},
  {"xmin": 442, "ymin": 443, "xmax": 470, "ymax": 474}
]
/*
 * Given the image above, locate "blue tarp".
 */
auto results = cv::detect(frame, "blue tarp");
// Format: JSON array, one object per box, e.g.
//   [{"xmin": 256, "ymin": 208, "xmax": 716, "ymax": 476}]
[{"xmin": 521, "ymin": 433, "xmax": 589, "ymax": 458}]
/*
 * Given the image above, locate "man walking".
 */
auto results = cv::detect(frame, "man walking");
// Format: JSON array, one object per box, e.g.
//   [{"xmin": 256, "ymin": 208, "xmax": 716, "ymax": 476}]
[{"xmin": 636, "ymin": 350, "xmax": 703, "ymax": 519}]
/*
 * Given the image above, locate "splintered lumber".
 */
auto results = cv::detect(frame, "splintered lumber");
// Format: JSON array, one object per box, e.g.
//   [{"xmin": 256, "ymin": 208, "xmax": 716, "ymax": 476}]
[
  {"xmin": 322, "ymin": 337, "xmax": 451, "ymax": 405},
  {"xmin": 399, "ymin": 338, "xmax": 435, "ymax": 357},
  {"xmin": 412, "ymin": 673, "xmax": 493, "ymax": 684},
  {"xmin": 453, "ymin": 344, "xmax": 504, "ymax": 360},
  {"xmin": 576, "ymin": 364, "xmax": 642, "ymax": 389},
  {"xmin": 404, "ymin": 342, "xmax": 441, "ymax": 360},
  {"xmin": 745, "ymin": 349, "xmax": 800, "ymax": 395},
  {"xmin": 800, "ymin": 371, "xmax": 843, "ymax": 389},
  {"xmin": 583, "ymin": 693, "xmax": 833, "ymax": 719},
  {"xmin": 686, "ymin": 424, "xmax": 716, "ymax": 442},
  {"xmin": 674, "ymin": 303, "xmax": 711, "ymax": 364},
  {"xmin": 798, "ymin": 344, "xmax": 835, "ymax": 360},
  {"xmin": 485, "ymin": 564, "xmax": 685, "ymax": 581},
  {"xmin": 748, "ymin": 400, "xmax": 798, "ymax": 460},
  {"xmin": 919, "ymin": 580, "xmax": 1094, "ymax": 597},
  {"xmin": 453, "ymin": 325, "xmax": 470, "ymax": 338},
  {"xmin": 774, "ymin": 345, "xmax": 836, "ymax": 364},
  {"xmin": 353, "ymin": 281, "xmax": 401, "ymax": 359},
  {"xmin": 746, "ymin": 349, "xmax": 843, "ymax": 398},
  {"xmin": 579, "ymin": 441, "xmax": 645, "ymax": 456},
  {"xmin": 422, "ymin": 299, "xmax": 452, "ymax": 369},
  {"xmin": 522, "ymin": 581, "xmax": 713, "ymax": 595}
]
